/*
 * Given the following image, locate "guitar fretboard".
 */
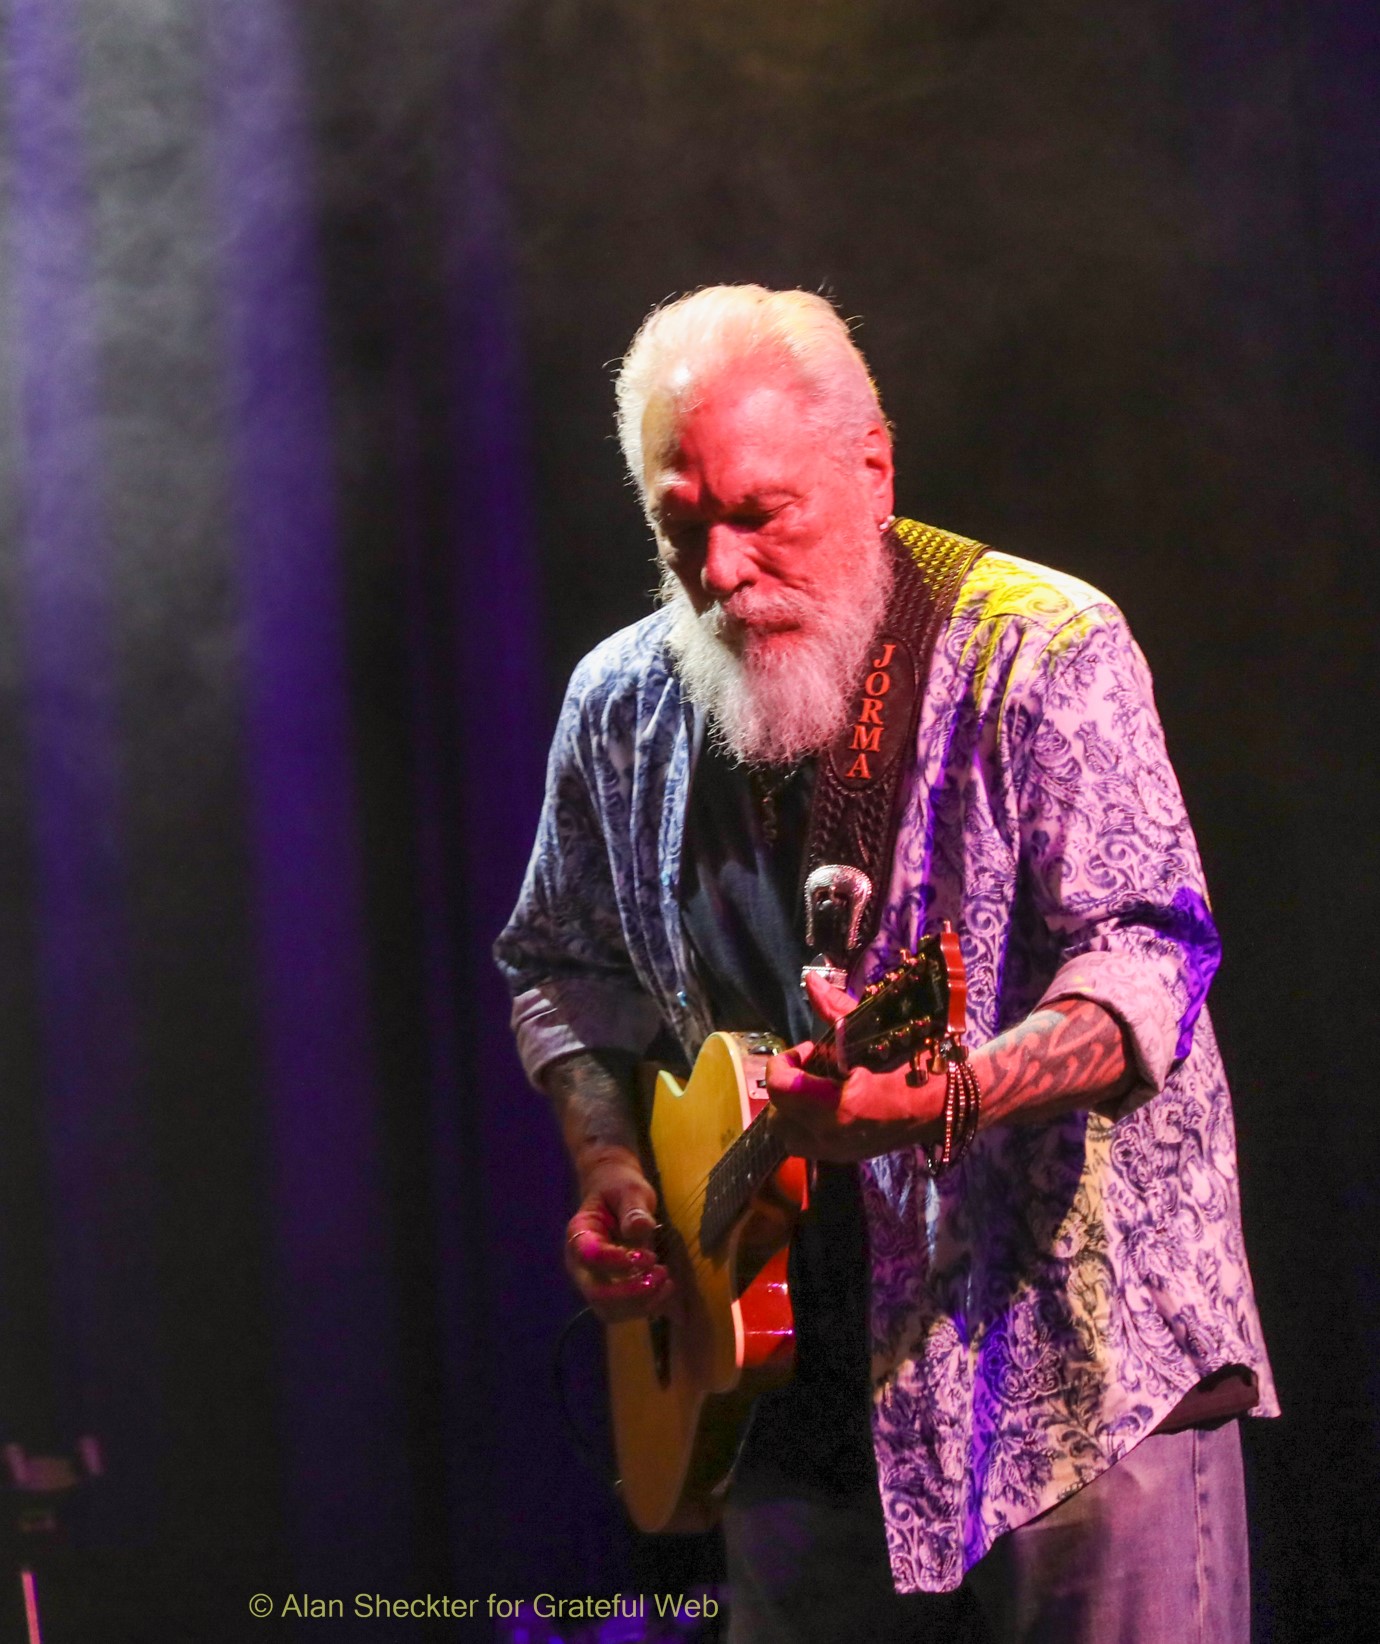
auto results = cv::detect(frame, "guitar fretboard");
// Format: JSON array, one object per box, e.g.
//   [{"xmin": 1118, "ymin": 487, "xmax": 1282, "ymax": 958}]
[{"xmin": 698, "ymin": 1037, "xmax": 839, "ymax": 1254}]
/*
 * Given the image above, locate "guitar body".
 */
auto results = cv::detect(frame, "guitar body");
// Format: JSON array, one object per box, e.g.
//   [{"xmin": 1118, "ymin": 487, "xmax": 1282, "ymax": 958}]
[
  {"xmin": 603, "ymin": 933, "xmax": 963, "ymax": 1534},
  {"xmin": 607, "ymin": 1031, "xmax": 808, "ymax": 1533}
]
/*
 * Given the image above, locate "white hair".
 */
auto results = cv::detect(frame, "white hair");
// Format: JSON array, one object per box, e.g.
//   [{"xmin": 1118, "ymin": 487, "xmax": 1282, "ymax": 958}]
[{"xmin": 614, "ymin": 284, "xmax": 888, "ymax": 496}]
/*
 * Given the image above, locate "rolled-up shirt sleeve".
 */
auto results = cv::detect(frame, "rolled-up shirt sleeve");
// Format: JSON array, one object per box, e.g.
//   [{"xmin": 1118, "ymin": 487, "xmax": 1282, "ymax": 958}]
[
  {"xmin": 1008, "ymin": 602, "xmax": 1221, "ymax": 1112},
  {"xmin": 494, "ymin": 660, "xmax": 661, "ymax": 1087}
]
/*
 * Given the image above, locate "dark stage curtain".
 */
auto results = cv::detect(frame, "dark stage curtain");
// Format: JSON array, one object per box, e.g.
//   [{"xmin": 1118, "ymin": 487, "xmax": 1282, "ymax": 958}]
[{"xmin": 0, "ymin": 1, "xmax": 1375, "ymax": 1639}]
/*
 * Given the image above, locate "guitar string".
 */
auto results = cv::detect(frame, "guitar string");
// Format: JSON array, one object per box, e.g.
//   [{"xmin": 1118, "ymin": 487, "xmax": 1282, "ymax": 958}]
[
  {"xmin": 654, "ymin": 1025, "xmax": 839, "ymax": 1237},
  {"xmin": 661, "ymin": 1103, "xmax": 834, "ymax": 1286},
  {"xmin": 659, "ymin": 1162, "xmax": 782, "ymax": 1279},
  {"xmin": 655, "ymin": 1019, "xmax": 857, "ymax": 1242},
  {"xmin": 650, "ymin": 958, "xmax": 943, "ymax": 1263},
  {"xmin": 653, "ymin": 1059, "xmax": 788, "ymax": 1226},
  {"xmin": 657, "ymin": 1112, "xmax": 774, "ymax": 1244},
  {"xmin": 664, "ymin": 1084, "xmax": 795, "ymax": 1225},
  {"xmin": 654, "ymin": 1020, "xmax": 874, "ymax": 1238},
  {"xmin": 662, "ymin": 1119, "xmax": 819, "ymax": 1276}
]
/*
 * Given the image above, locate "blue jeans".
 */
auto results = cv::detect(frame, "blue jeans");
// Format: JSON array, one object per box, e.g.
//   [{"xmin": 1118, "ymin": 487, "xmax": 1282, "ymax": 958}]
[{"xmin": 724, "ymin": 1422, "xmax": 1250, "ymax": 1644}]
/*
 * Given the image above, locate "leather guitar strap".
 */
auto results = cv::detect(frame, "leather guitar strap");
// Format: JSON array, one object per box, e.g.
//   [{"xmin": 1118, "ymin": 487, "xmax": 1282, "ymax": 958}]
[{"xmin": 801, "ymin": 517, "xmax": 988, "ymax": 973}]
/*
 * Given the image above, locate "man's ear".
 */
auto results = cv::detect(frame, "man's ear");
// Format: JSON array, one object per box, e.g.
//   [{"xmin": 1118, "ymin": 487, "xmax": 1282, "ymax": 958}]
[{"xmin": 861, "ymin": 423, "xmax": 895, "ymax": 522}]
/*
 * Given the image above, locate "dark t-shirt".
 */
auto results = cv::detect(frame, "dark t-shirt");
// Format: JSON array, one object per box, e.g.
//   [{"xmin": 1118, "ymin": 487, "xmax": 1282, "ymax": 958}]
[{"xmin": 680, "ymin": 736, "xmax": 877, "ymax": 1492}]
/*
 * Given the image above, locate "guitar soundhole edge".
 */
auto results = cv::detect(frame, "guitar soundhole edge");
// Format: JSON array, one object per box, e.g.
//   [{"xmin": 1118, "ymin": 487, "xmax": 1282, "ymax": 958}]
[{"xmin": 649, "ymin": 1315, "xmax": 671, "ymax": 1388}]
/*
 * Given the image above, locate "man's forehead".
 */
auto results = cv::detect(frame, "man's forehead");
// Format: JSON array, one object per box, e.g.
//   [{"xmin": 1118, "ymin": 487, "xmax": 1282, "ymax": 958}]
[
  {"xmin": 658, "ymin": 358, "xmax": 812, "ymax": 430},
  {"xmin": 643, "ymin": 366, "xmax": 822, "ymax": 490}
]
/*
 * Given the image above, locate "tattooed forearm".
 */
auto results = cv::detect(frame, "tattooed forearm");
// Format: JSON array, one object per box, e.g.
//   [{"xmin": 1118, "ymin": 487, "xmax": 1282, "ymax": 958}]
[
  {"xmin": 968, "ymin": 998, "xmax": 1135, "ymax": 1130},
  {"xmin": 540, "ymin": 1048, "xmax": 643, "ymax": 1178}
]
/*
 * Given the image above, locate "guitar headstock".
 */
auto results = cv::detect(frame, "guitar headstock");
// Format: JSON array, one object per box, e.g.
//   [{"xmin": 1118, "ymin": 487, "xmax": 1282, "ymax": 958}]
[{"xmin": 809, "ymin": 926, "xmax": 966, "ymax": 1077}]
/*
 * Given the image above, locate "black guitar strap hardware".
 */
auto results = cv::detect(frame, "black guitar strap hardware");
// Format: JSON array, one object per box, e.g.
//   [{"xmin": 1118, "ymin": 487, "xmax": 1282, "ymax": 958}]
[{"xmin": 801, "ymin": 518, "xmax": 988, "ymax": 981}]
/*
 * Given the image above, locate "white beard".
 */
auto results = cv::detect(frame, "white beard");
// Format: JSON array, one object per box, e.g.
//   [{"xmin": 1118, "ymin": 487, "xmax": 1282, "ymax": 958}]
[{"xmin": 661, "ymin": 536, "xmax": 892, "ymax": 767}]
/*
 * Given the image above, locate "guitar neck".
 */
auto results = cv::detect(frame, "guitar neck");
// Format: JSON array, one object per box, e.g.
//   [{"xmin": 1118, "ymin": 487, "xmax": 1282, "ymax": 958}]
[
  {"xmin": 698, "ymin": 1031, "xmax": 842, "ymax": 1254},
  {"xmin": 694, "ymin": 934, "xmax": 959, "ymax": 1254}
]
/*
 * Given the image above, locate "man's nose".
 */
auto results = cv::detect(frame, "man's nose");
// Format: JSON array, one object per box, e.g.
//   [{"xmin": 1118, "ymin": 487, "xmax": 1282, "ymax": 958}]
[{"xmin": 701, "ymin": 523, "xmax": 756, "ymax": 602}]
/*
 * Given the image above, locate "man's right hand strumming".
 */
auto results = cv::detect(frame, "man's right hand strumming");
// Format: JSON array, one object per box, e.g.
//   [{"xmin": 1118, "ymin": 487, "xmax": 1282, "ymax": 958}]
[
  {"xmin": 542, "ymin": 1048, "xmax": 674, "ymax": 1321},
  {"xmin": 564, "ymin": 1152, "xmax": 674, "ymax": 1321}
]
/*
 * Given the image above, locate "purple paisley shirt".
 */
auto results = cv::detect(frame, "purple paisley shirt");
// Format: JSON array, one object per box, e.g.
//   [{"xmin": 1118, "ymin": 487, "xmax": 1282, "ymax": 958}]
[{"xmin": 495, "ymin": 545, "xmax": 1277, "ymax": 1592}]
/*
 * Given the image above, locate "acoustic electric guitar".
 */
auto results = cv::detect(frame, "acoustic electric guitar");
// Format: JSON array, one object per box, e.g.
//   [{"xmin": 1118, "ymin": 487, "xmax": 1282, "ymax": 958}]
[{"xmin": 608, "ymin": 925, "xmax": 966, "ymax": 1533}]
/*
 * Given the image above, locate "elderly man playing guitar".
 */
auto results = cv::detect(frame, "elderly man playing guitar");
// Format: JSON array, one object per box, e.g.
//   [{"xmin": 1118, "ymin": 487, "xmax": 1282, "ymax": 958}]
[{"xmin": 496, "ymin": 285, "xmax": 1275, "ymax": 1644}]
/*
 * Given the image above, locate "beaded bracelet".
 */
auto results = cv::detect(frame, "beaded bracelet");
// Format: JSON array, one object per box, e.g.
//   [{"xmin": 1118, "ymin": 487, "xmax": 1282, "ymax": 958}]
[{"xmin": 918, "ymin": 1044, "xmax": 982, "ymax": 1177}]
